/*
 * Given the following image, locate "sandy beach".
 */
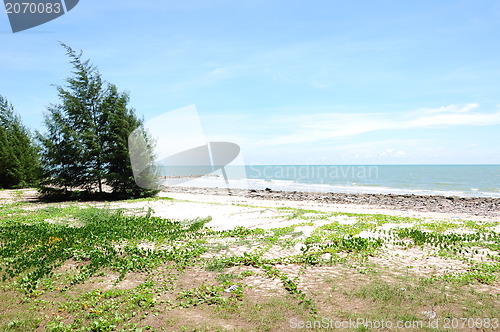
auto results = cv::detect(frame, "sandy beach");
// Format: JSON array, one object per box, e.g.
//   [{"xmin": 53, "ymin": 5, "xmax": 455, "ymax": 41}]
[
  {"xmin": 6, "ymin": 186, "xmax": 497, "ymax": 229},
  {"xmin": 1, "ymin": 187, "xmax": 499, "ymax": 330},
  {"xmin": 147, "ymin": 186, "xmax": 500, "ymax": 229}
]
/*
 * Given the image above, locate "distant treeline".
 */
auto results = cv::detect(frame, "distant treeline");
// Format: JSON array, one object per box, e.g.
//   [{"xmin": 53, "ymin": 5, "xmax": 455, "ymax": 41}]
[{"xmin": 0, "ymin": 43, "xmax": 159, "ymax": 198}]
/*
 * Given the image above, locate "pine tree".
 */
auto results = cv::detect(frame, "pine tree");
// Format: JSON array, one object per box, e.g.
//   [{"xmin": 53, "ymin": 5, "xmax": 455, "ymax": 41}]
[
  {"xmin": 39, "ymin": 43, "xmax": 159, "ymax": 197},
  {"xmin": 102, "ymin": 84, "xmax": 159, "ymax": 196},
  {"xmin": 0, "ymin": 96, "xmax": 40, "ymax": 188},
  {"xmin": 37, "ymin": 106, "xmax": 85, "ymax": 191},
  {"xmin": 39, "ymin": 43, "xmax": 107, "ymax": 192}
]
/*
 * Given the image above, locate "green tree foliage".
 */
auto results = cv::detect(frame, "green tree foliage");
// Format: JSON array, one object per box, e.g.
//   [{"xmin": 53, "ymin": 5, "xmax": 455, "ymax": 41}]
[
  {"xmin": 0, "ymin": 96, "xmax": 40, "ymax": 188},
  {"xmin": 38, "ymin": 43, "xmax": 159, "ymax": 197},
  {"xmin": 103, "ymin": 84, "xmax": 159, "ymax": 196}
]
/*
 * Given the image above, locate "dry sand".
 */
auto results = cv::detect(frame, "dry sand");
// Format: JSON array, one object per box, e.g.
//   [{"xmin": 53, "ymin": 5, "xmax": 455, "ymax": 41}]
[
  {"xmin": 2, "ymin": 188, "xmax": 499, "ymax": 293},
  {"xmin": 106, "ymin": 189, "xmax": 500, "ymax": 231}
]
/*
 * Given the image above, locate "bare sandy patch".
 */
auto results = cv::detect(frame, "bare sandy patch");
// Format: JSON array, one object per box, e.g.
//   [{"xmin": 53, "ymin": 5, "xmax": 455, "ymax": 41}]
[
  {"xmin": 368, "ymin": 247, "xmax": 468, "ymax": 277},
  {"xmin": 157, "ymin": 191, "xmax": 500, "ymax": 228}
]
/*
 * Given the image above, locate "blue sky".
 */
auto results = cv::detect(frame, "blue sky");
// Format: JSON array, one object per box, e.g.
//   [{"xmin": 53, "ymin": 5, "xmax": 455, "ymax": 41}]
[{"xmin": 1, "ymin": 0, "xmax": 500, "ymax": 165}]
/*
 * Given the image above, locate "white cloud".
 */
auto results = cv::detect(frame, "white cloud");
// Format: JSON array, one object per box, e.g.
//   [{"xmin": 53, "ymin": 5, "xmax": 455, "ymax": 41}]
[
  {"xmin": 378, "ymin": 149, "xmax": 406, "ymax": 158},
  {"xmin": 257, "ymin": 103, "xmax": 500, "ymax": 146},
  {"xmin": 418, "ymin": 103, "xmax": 479, "ymax": 114}
]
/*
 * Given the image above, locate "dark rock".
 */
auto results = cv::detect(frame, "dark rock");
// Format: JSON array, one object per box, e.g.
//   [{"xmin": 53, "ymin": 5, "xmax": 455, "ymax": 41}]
[{"xmin": 161, "ymin": 186, "xmax": 500, "ymax": 218}]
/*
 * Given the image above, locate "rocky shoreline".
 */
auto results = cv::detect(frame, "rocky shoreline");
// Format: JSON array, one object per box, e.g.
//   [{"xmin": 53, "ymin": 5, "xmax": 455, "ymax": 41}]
[{"xmin": 162, "ymin": 186, "xmax": 500, "ymax": 218}]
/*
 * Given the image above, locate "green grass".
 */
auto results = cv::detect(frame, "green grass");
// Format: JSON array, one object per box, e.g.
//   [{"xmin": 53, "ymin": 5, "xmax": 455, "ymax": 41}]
[
  {"xmin": 0, "ymin": 206, "xmax": 210, "ymax": 294},
  {"xmin": 0, "ymin": 195, "xmax": 499, "ymax": 331}
]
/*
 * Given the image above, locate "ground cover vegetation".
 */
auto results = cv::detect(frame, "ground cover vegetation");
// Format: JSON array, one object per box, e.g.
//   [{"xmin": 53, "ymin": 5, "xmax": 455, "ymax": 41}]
[{"xmin": 0, "ymin": 191, "xmax": 498, "ymax": 331}]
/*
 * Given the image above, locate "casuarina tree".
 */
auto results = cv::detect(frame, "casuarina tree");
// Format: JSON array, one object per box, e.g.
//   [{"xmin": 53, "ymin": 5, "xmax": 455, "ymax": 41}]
[
  {"xmin": 38, "ymin": 43, "xmax": 159, "ymax": 197},
  {"xmin": 0, "ymin": 95, "xmax": 40, "ymax": 189}
]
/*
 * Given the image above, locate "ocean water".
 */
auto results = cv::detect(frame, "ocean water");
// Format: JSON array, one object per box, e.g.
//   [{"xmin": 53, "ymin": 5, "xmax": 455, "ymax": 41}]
[{"xmin": 161, "ymin": 165, "xmax": 500, "ymax": 198}]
